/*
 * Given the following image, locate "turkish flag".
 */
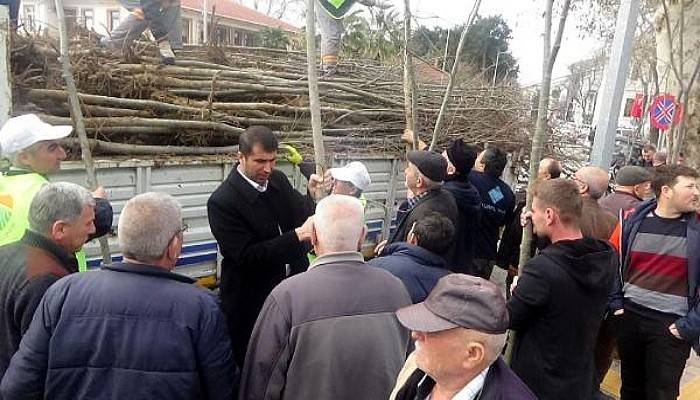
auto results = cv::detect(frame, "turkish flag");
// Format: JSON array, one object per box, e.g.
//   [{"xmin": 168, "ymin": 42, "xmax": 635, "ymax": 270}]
[{"xmin": 630, "ymin": 93, "xmax": 644, "ymax": 118}]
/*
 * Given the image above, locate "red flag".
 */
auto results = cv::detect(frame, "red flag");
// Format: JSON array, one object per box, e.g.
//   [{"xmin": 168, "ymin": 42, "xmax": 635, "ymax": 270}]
[{"xmin": 630, "ymin": 93, "xmax": 644, "ymax": 118}]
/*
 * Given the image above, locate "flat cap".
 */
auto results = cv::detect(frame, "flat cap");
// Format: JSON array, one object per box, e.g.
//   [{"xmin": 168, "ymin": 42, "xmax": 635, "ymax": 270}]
[
  {"xmin": 396, "ymin": 274, "xmax": 509, "ymax": 334},
  {"xmin": 407, "ymin": 150, "xmax": 447, "ymax": 182},
  {"xmin": 616, "ymin": 166, "xmax": 652, "ymax": 186}
]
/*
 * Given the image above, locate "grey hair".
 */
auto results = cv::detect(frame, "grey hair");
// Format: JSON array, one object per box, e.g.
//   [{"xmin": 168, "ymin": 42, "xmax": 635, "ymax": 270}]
[
  {"xmin": 481, "ymin": 332, "xmax": 508, "ymax": 365},
  {"xmin": 118, "ymin": 192, "xmax": 182, "ymax": 262},
  {"xmin": 29, "ymin": 182, "xmax": 95, "ymax": 234},
  {"xmin": 416, "ymin": 170, "xmax": 442, "ymax": 190},
  {"xmin": 314, "ymin": 194, "xmax": 365, "ymax": 252},
  {"xmin": 5, "ymin": 142, "xmax": 41, "ymax": 167}
]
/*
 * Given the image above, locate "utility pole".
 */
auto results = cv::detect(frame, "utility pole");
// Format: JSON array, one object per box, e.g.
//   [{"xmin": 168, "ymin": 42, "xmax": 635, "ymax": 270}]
[
  {"xmin": 590, "ymin": 0, "xmax": 639, "ymax": 168},
  {"xmin": 0, "ymin": 5, "xmax": 11, "ymax": 125}
]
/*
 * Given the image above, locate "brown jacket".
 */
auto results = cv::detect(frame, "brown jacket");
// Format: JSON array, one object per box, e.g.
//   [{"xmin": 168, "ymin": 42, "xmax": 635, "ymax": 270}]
[{"xmin": 580, "ymin": 197, "xmax": 617, "ymax": 241}]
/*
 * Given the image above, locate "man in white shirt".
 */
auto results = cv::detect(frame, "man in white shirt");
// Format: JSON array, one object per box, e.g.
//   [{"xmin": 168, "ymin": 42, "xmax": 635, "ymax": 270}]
[{"xmin": 390, "ymin": 274, "xmax": 536, "ymax": 400}]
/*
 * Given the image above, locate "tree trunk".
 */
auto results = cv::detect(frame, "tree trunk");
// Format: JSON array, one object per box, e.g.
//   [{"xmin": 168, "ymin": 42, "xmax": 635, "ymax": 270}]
[
  {"xmin": 428, "ymin": 0, "xmax": 483, "ymax": 150},
  {"xmin": 505, "ymin": 0, "xmax": 572, "ymax": 365},
  {"xmin": 656, "ymin": 0, "xmax": 700, "ymax": 167}
]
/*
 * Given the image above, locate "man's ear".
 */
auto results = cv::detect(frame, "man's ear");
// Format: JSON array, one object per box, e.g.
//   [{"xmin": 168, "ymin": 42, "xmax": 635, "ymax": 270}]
[
  {"xmin": 167, "ymin": 234, "xmax": 182, "ymax": 266},
  {"xmin": 358, "ymin": 225, "xmax": 368, "ymax": 251},
  {"xmin": 237, "ymin": 151, "xmax": 245, "ymax": 164},
  {"xmin": 48, "ymin": 220, "xmax": 68, "ymax": 241},
  {"xmin": 462, "ymin": 341, "xmax": 486, "ymax": 370},
  {"xmin": 407, "ymin": 231, "xmax": 418, "ymax": 246},
  {"xmin": 311, "ymin": 222, "xmax": 318, "ymax": 248},
  {"xmin": 545, "ymin": 207, "xmax": 556, "ymax": 226}
]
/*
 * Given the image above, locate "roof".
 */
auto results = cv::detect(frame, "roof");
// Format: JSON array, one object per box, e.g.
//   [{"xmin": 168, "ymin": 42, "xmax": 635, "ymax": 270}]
[{"xmin": 181, "ymin": 0, "xmax": 299, "ymax": 32}]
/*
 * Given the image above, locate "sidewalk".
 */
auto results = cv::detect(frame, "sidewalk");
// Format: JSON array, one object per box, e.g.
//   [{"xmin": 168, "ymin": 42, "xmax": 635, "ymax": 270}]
[{"xmin": 601, "ymin": 352, "xmax": 700, "ymax": 399}]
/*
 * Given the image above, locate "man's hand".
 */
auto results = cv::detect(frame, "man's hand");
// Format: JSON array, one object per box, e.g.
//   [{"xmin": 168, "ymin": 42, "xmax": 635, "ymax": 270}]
[
  {"xmin": 401, "ymin": 129, "xmax": 415, "ymax": 145},
  {"xmin": 509, "ymin": 276, "xmax": 519, "ymax": 295},
  {"xmin": 295, "ymin": 216, "xmax": 314, "ymax": 242},
  {"xmin": 669, "ymin": 323, "xmax": 682, "ymax": 339},
  {"xmin": 520, "ymin": 210, "xmax": 532, "ymax": 227},
  {"xmin": 92, "ymin": 186, "xmax": 107, "ymax": 199},
  {"xmin": 307, "ymin": 174, "xmax": 324, "ymax": 196},
  {"xmin": 374, "ymin": 239, "xmax": 388, "ymax": 256}
]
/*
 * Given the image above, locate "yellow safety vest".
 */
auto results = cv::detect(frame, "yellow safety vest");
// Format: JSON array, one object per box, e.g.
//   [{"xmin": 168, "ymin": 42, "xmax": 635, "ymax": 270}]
[{"xmin": 0, "ymin": 171, "xmax": 88, "ymax": 272}]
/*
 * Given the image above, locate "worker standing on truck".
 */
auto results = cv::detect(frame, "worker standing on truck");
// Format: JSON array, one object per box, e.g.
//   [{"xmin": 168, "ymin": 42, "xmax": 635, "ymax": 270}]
[
  {"xmin": 102, "ymin": 0, "xmax": 182, "ymax": 64},
  {"xmin": 207, "ymin": 126, "xmax": 322, "ymax": 368},
  {"xmin": 0, "ymin": 114, "xmax": 113, "ymax": 271},
  {"xmin": 315, "ymin": 0, "xmax": 390, "ymax": 75}
]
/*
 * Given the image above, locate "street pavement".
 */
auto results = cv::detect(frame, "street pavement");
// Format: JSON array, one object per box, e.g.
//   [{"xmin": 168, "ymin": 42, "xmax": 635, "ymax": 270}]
[{"xmin": 601, "ymin": 352, "xmax": 700, "ymax": 399}]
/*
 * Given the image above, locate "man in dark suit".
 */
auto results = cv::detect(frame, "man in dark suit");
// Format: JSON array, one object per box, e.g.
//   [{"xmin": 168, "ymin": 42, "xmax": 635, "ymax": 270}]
[
  {"xmin": 381, "ymin": 151, "xmax": 457, "ymax": 253},
  {"xmin": 207, "ymin": 126, "xmax": 317, "ymax": 367}
]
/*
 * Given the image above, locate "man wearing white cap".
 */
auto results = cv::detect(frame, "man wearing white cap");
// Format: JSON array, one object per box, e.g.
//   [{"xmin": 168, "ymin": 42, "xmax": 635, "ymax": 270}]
[
  {"xmin": 326, "ymin": 161, "xmax": 371, "ymax": 206},
  {"xmin": 0, "ymin": 114, "xmax": 112, "ymax": 271}
]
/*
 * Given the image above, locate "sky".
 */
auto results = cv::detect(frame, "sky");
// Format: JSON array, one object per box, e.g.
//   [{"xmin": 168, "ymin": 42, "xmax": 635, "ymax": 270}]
[{"xmin": 396, "ymin": 0, "xmax": 604, "ymax": 85}]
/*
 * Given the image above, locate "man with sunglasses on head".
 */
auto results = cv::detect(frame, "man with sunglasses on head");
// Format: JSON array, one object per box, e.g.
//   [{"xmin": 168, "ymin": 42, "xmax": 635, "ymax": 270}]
[{"xmin": 1, "ymin": 192, "xmax": 238, "ymax": 400}]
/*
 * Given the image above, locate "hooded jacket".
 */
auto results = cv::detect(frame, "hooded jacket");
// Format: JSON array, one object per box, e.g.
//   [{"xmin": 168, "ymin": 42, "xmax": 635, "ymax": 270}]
[
  {"xmin": 369, "ymin": 242, "xmax": 449, "ymax": 303},
  {"xmin": 609, "ymin": 199, "xmax": 700, "ymax": 352},
  {"xmin": 443, "ymin": 175, "xmax": 481, "ymax": 274},
  {"xmin": 507, "ymin": 237, "xmax": 617, "ymax": 400}
]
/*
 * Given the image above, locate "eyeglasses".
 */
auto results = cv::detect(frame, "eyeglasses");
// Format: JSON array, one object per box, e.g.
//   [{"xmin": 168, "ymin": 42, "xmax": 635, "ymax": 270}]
[{"xmin": 175, "ymin": 223, "xmax": 190, "ymax": 237}]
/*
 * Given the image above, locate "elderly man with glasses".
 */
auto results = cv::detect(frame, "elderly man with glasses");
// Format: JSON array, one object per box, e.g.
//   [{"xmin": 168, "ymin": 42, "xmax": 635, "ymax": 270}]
[{"xmin": 1, "ymin": 192, "xmax": 238, "ymax": 400}]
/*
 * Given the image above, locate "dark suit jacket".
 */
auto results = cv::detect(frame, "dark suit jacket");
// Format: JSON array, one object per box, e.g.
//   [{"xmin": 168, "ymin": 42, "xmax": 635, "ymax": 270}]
[{"xmin": 207, "ymin": 166, "xmax": 314, "ymax": 365}]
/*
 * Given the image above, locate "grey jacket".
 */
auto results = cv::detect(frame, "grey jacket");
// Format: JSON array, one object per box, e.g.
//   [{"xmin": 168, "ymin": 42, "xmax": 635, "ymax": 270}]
[{"xmin": 239, "ymin": 252, "xmax": 412, "ymax": 400}]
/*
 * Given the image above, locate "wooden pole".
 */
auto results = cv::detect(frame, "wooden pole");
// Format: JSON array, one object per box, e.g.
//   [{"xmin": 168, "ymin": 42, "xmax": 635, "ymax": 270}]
[
  {"xmin": 403, "ymin": 0, "xmax": 417, "ymax": 148},
  {"xmin": 0, "ymin": 5, "xmax": 11, "ymax": 125},
  {"xmin": 54, "ymin": 0, "xmax": 112, "ymax": 266},
  {"xmin": 305, "ymin": 0, "xmax": 327, "ymax": 176}
]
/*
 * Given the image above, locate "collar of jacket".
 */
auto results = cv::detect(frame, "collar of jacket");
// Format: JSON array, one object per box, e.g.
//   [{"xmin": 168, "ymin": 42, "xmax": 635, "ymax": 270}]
[
  {"xmin": 309, "ymin": 251, "xmax": 364, "ymax": 269},
  {"xmin": 3, "ymin": 167, "xmax": 46, "ymax": 178},
  {"xmin": 20, "ymin": 229, "xmax": 79, "ymax": 273},
  {"xmin": 613, "ymin": 189, "xmax": 642, "ymax": 201},
  {"xmin": 381, "ymin": 242, "xmax": 447, "ymax": 269},
  {"xmin": 227, "ymin": 162, "xmax": 283, "ymax": 204},
  {"xmin": 102, "ymin": 262, "xmax": 196, "ymax": 284}
]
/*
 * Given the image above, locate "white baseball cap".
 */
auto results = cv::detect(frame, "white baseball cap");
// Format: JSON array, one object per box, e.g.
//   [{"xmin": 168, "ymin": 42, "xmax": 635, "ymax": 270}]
[
  {"xmin": 0, "ymin": 114, "xmax": 73, "ymax": 156},
  {"xmin": 329, "ymin": 161, "xmax": 371, "ymax": 191}
]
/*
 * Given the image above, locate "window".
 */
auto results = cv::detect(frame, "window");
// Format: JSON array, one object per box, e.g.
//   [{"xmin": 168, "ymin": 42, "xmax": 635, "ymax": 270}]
[
  {"xmin": 81, "ymin": 8, "xmax": 94, "ymax": 30},
  {"xmin": 64, "ymin": 8, "xmax": 78, "ymax": 30},
  {"xmin": 216, "ymin": 26, "xmax": 231, "ymax": 45},
  {"xmin": 21, "ymin": 5, "xmax": 35, "ymax": 30},
  {"xmin": 181, "ymin": 18, "xmax": 191, "ymax": 44},
  {"xmin": 107, "ymin": 9, "xmax": 120, "ymax": 32},
  {"xmin": 623, "ymin": 98, "xmax": 635, "ymax": 117}
]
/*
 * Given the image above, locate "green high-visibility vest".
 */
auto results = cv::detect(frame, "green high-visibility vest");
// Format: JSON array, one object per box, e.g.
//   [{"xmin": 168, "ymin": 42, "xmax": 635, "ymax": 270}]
[
  {"xmin": 317, "ymin": 0, "xmax": 357, "ymax": 19},
  {"xmin": 0, "ymin": 171, "xmax": 88, "ymax": 272}
]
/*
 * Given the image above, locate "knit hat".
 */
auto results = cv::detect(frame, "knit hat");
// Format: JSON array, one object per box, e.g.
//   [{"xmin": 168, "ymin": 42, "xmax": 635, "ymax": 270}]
[
  {"xmin": 616, "ymin": 166, "xmax": 652, "ymax": 186},
  {"xmin": 407, "ymin": 150, "xmax": 447, "ymax": 182},
  {"xmin": 446, "ymin": 139, "xmax": 477, "ymax": 175}
]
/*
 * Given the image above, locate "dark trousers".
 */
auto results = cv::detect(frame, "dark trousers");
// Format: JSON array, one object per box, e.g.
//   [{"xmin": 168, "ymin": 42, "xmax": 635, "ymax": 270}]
[
  {"xmin": 617, "ymin": 309, "xmax": 691, "ymax": 400},
  {"xmin": 594, "ymin": 315, "xmax": 618, "ymax": 385}
]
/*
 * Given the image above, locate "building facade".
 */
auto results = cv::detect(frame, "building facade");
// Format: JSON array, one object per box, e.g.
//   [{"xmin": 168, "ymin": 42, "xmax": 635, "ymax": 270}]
[{"xmin": 18, "ymin": 0, "xmax": 298, "ymax": 46}]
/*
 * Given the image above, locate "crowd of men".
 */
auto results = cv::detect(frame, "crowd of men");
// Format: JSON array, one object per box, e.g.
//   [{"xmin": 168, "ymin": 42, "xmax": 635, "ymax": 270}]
[{"xmin": 0, "ymin": 115, "xmax": 698, "ymax": 400}]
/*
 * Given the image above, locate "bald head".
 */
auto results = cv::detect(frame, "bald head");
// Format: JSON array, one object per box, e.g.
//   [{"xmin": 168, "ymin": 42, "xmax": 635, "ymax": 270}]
[
  {"xmin": 538, "ymin": 157, "xmax": 562, "ymax": 180},
  {"xmin": 313, "ymin": 195, "xmax": 367, "ymax": 255},
  {"xmin": 575, "ymin": 166, "xmax": 609, "ymax": 199}
]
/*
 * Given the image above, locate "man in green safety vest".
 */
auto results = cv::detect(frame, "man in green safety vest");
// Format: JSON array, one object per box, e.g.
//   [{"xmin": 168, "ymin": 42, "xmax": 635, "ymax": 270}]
[
  {"xmin": 0, "ymin": 114, "xmax": 113, "ymax": 271},
  {"xmin": 316, "ymin": 0, "xmax": 390, "ymax": 75}
]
